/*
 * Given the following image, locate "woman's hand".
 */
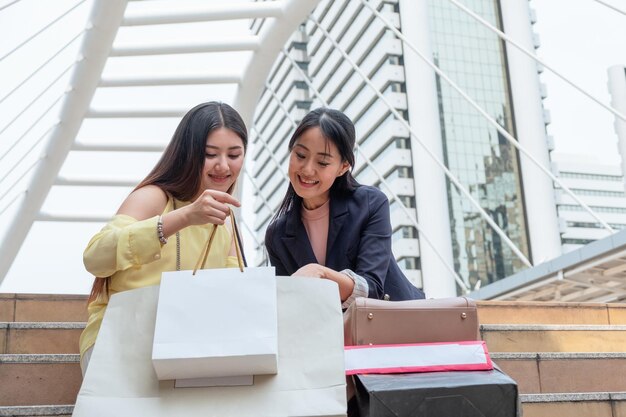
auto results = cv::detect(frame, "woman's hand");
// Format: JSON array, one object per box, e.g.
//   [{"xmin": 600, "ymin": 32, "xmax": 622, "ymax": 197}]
[
  {"xmin": 183, "ymin": 189, "xmax": 241, "ymax": 226},
  {"xmin": 159, "ymin": 190, "xmax": 240, "ymax": 239},
  {"xmin": 293, "ymin": 263, "xmax": 328, "ymax": 278},
  {"xmin": 293, "ymin": 263, "xmax": 355, "ymax": 302}
]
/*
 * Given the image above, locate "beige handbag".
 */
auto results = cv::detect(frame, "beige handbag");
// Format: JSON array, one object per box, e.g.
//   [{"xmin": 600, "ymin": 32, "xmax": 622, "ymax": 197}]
[{"xmin": 343, "ymin": 296, "xmax": 479, "ymax": 346}]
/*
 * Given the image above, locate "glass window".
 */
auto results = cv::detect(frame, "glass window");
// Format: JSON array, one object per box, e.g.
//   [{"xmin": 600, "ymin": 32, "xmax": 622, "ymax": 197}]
[{"xmin": 427, "ymin": 0, "xmax": 531, "ymax": 290}]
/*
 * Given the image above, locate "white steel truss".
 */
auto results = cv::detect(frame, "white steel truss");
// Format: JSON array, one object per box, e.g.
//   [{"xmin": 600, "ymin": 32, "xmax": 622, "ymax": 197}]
[{"xmin": 0, "ymin": 0, "xmax": 624, "ymax": 301}]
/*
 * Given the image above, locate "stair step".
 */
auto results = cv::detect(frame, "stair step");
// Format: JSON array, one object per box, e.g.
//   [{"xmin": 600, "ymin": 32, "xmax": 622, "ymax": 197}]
[
  {"xmin": 481, "ymin": 324, "xmax": 626, "ymax": 352},
  {"xmin": 0, "ymin": 355, "xmax": 81, "ymax": 407},
  {"xmin": 520, "ymin": 392, "xmax": 626, "ymax": 417},
  {"xmin": 0, "ymin": 294, "xmax": 87, "ymax": 322},
  {"xmin": 477, "ymin": 301, "xmax": 626, "ymax": 325},
  {"xmin": 0, "ymin": 323, "xmax": 84, "ymax": 354},
  {"xmin": 0, "ymin": 405, "xmax": 73, "ymax": 416},
  {"xmin": 492, "ymin": 352, "xmax": 626, "ymax": 395}
]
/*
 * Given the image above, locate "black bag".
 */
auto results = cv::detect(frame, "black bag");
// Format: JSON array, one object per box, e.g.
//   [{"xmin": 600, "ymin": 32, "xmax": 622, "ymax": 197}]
[{"xmin": 353, "ymin": 366, "xmax": 519, "ymax": 417}]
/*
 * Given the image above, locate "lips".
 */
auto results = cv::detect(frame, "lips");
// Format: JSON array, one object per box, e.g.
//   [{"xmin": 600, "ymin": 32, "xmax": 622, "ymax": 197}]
[
  {"xmin": 209, "ymin": 174, "xmax": 230, "ymax": 184},
  {"xmin": 298, "ymin": 175, "xmax": 319, "ymax": 188}
]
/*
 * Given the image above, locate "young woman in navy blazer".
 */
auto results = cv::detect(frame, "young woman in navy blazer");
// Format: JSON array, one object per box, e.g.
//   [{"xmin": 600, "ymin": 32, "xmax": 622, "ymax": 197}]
[{"xmin": 265, "ymin": 108, "xmax": 425, "ymax": 307}]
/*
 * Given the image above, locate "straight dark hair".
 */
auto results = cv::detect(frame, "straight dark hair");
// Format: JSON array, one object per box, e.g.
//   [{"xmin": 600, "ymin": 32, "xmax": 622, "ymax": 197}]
[
  {"xmin": 136, "ymin": 101, "xmax": 248, "ymax": 200},
  {"xmin": 270, "ymin": 107, "xmax": 359, "ymax": 224},
  {"xmin": 88, "ymin": 101, "xmax": 247, "ymax": 304}
]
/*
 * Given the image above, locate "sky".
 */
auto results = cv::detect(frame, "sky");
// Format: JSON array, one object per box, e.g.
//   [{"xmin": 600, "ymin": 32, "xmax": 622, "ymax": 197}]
[
  {"xmin": 0, "ymin": 0, "xmax": 625, "ymax": 294},
  {"xmin": 529, "ymin": 0, "xmax": 626, "ymax": 164}
]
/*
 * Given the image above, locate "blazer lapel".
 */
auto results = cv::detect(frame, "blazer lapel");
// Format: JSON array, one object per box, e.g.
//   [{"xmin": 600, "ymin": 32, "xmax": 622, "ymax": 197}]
[
  {"xmin": 281, "ymin": 204, "xmax": 317, "ymax": 266},
  {"xmin": 326, "ymin": 195, "xmax": 349, "ymax": 268}
]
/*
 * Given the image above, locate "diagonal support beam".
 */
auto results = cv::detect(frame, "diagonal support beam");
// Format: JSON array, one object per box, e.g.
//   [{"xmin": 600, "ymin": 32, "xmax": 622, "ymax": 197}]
[
  {"xmin": 0, "ymin": 0, "xmax": 129, "ymax": 284},
  {"xmin": 233, "ymin": 0, "xmax": 320, "ymax": 127}
]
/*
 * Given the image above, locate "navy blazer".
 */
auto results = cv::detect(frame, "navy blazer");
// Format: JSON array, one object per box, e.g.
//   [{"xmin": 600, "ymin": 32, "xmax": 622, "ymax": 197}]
[{"xmin": 265, "ymin": 185, "xmax": 425, "ymax": 301}]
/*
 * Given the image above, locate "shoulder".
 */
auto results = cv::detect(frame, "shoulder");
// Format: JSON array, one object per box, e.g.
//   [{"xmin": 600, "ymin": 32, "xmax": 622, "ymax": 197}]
[
  {"xmin": 266, "ymin": 212, "xmax": 288, "ymax": 233},
  {"xmin": 116, "ymin": 185, "xmax": 168, "ymax": 220},
  {"xmin": 351, "ymin": 185, "xmax": 388, "ymax": 207},
  {"xmin": 264, "ymin": 214, "xmax": 285, "ymax": 246}
]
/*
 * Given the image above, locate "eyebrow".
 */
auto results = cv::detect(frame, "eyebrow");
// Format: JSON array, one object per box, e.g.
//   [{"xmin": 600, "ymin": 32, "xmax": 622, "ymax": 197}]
[
  {"xmin": 206, "ymin": 144, "xmax": 243, "ymax": 151},
  {"xmin": 293, "ymin": 143, "xmax": 334, "ymax": 158}
]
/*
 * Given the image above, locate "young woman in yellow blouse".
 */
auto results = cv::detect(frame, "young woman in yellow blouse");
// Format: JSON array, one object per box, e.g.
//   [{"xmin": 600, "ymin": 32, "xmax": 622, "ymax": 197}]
[{"xmin": 79, "ymin": 101, "xmax": 247, "ymax": 375}]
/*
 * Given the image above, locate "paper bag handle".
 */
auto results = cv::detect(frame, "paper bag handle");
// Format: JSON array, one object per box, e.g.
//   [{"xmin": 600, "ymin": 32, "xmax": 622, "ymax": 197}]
[{"xmin": 192, "ymin": 209, "xmax": 244, "ymax": 275}]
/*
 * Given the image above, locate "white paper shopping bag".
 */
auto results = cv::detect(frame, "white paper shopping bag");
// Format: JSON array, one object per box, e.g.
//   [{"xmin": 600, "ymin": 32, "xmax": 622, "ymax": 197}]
[
  {"xmin": 151, "ymin": 267, "xmax": 278, "ymax": 380},
  {"xmin": 73, "ymin": 277, "xmax": 346, "ymax": 417}
]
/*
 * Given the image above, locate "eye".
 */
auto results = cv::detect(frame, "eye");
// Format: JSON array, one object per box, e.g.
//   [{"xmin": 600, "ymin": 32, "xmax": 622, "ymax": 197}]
[
  {"xmin": 205, "ymin": 153, "xmax": 216, "ymax": 158},
  {"xmin": 228, "ymin": 154, "xmax": 242, "ymax": 160},
  {"xmin": 318, "ymin": 161, "xmax": 330, "ymax": 167},
  {"xmin": 295, "ymin": 152, "xmax": 305, "ymax": 159}
]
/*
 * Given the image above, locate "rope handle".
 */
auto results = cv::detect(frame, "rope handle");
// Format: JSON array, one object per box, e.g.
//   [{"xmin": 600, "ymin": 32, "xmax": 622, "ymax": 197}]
[{"xmin": 192, "ymin": 209, "xmax": 244, "ymax": 275}]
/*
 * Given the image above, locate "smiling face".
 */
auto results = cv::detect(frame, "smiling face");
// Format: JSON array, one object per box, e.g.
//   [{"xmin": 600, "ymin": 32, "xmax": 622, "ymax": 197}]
[
  {"xmin": 288, "ymin": 127, "xmax": 350, "ymax": 210},
  {"xmin": 199, "ymin": 127, "xmax": 245, "ymax": 195}
]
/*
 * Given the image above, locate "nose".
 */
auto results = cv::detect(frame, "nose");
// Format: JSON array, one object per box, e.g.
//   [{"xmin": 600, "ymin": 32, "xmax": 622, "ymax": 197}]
[
  {"xmin": 214, "ymin": 155, "xmax": 228, "ymax": 172},
  {"xmin": 301, "ymin": 159, "xmax": 315, "ymax": 176}
]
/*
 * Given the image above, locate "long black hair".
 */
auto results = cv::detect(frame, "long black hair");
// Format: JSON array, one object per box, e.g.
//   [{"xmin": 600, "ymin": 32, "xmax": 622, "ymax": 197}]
[
  {"xmin": 88, "ymin": 101, "xmax": 247, "ymax": 304},
  {"xmin": 271, "ymin": 107, "xmax": 359, "ymax": 222},
  {"xmin": 136, "ymin": 101, "xmax": 248, "ymax": 200}
]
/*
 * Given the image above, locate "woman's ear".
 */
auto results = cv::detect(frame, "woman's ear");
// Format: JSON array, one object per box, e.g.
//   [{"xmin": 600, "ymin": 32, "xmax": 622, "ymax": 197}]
[{"xmin": 338, "ymin": 161, "xmax": 351, "ymax": 177}]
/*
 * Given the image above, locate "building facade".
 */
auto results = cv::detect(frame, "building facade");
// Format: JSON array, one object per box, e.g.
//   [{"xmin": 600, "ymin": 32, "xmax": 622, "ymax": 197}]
[
  {"xmin": 553, "ymin": 153, "xmax": 626, "ymax": 252},
  {"xmin": 248, "ymin": 0, "xmax": 556, "ymax": 297}
]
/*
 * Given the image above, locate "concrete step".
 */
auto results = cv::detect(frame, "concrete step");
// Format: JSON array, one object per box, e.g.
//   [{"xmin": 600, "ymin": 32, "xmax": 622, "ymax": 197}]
[
  {"xmin": 0, "ymin": 355, "xmax": 81, "ymax": 407},
  {"xmin": 0, "ymin": 294, "xmax": 87, "ymax": 323},
  {"xmin": 520, "ymin": 392, "xmax": 626, "ymax": 417},
  {"xmin": 0, "ymin": 405, "xmax": 73, "ymax": 416},
  {"xmin": 0, "ymin": 323, "xmax": 84, "ymax": 354},
  {"xmin": 492, "ymin": 352, "xmax": 626, "ymax": 395},
  {"xmin": 476, "ymin": 301, "xmax": 626, "ymax": 325},
  {"xmin": 477, "ymin": 300, "xmax": 626, "ymax": 325},
  {"xmin": 481, "ymin": 324, "xmax": 626, "ymax": 352}
]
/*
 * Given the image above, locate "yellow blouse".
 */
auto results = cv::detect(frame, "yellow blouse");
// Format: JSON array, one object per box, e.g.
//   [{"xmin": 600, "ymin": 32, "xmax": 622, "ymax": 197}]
[{"xmin": 79, "ymin": 197, "xmax": 239, "ymax": 357}]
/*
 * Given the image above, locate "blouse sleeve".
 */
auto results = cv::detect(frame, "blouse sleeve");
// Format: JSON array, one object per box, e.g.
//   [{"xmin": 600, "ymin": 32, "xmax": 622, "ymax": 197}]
[{"xmin": 83, "ymin": 214, "xmax": 163, "ymax": 277}]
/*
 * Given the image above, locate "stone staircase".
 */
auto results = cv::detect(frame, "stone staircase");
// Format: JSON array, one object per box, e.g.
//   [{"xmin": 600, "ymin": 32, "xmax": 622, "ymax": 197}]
[
  {"xmin": 479, "ymin": 300, "xmax": 626, "ymax": 417},
  {"xmin": 0, "ymin": 294, "xmax": 85, "ymax": 417},
  {"xmin": 1, "ymin": 294, "xmax": 625, "ymax": 416}
]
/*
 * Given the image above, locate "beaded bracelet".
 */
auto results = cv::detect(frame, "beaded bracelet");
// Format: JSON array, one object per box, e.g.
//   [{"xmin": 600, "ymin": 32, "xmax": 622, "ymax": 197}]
[{"xmin": 157, "ymin": 215, "xmax": 168, "ymax": 245}]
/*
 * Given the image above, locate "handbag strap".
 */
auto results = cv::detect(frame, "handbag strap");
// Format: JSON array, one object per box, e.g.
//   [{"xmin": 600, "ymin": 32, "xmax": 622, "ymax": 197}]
[
  {"xmin": 192, "ymin": 209, "xmax": 244, "ymax": 275},
  {"xmin": 172, "ymin": 197, "xmax": 181, "ymax": 271}
]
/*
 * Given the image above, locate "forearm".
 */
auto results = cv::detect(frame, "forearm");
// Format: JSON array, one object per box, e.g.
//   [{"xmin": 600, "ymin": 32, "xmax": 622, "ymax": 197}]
[
  {"xmin": 160, "ymin": 206, "xmax": 191, "ymax": 240},
  {"xmin": 321, "ymin": 266, "xmax": 355, "ymax": 302}
]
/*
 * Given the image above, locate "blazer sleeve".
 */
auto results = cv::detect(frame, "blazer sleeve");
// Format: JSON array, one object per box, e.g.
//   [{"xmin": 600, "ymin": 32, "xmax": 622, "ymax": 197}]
[
  {"xmin": 264, "ymin": 221, "xmax": 289, "ymax": 276},
  {"xmin": 353, "ymin": 190, "xmax": 393, "ymax": 299}
]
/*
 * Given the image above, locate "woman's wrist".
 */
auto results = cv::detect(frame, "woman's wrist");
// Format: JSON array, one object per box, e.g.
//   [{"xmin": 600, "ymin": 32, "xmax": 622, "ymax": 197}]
[
  {"xmin": 157, "ymin": 216, "xmax": 168, "ymax": 244},
  {"xmin": 161, "ymin": 207, "xmax": 186, "ymax": 239},
  {"xmin": 324, "ymin": 267, "xmax": 355, "ymax": 301}
]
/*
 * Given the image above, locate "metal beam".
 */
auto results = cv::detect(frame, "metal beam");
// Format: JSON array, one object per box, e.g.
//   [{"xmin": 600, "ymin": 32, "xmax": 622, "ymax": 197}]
[
  {"xmin": 55, "ymin": 176, "xmax": 138, "ymax": 187},
  {"xmin": 122, "ymin": 1, "xmax": 283, "ymax": 26},
  {"xmin": 37, "ymin": 212, "xmax": 110, "ymax": 222},
  {"xmin": 86, "ymin": 108, "xmax": 186, "ymax": 118},
  {"xmin": 99, "ymin": 73, "xmax": 241, "ymax": 87},
  {"xmin": 602, "ymin": 260, "xmax": 626, "ymax": 276},
  {"xmin": 233, "ymin": 0, "xmax": 320, "ymax": 126},
  {"xmin": 72, "ymin": 141, "xmax": 165, "ymax": 152},
  {"xmin": 0, "ymin": 0, "xmax": 129, "ymax": 283},
  {"xmin": 110, "ymin": 37, "xmax": 259, "ymax": 56}
]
